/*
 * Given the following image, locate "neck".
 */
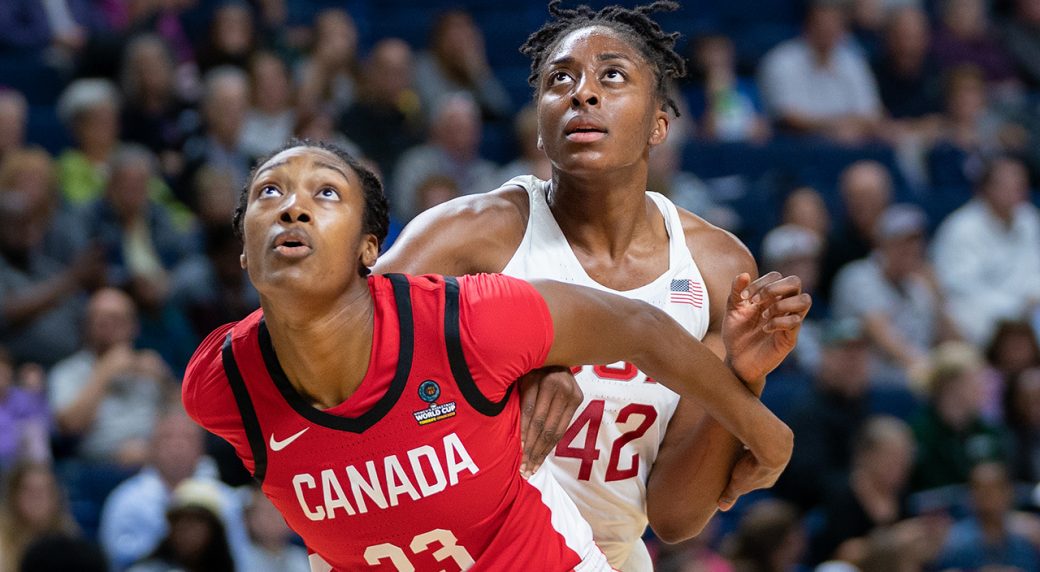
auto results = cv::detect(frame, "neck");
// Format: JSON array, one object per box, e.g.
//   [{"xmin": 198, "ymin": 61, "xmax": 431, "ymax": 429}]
[
  {"xmin": 548, "ymin": 166, "xmax": 658, "ymax": 260},
  {"xmin": 260, "ymin": 280, "xmax": 375, "ymax": 408}
]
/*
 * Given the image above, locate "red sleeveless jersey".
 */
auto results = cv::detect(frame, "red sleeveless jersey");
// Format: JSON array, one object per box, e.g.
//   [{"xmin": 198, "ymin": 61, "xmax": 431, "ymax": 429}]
[{"xmin": 183, "ymin": 273, "xmax": 610, "ymax": 571}]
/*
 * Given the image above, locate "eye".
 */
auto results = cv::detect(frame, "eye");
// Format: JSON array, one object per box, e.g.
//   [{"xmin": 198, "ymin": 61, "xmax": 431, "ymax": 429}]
[
  {"xmin": 547, "ymin": 70, "xmax": 572, "ymax": 87},
  {"xmin": 317, "ymin": 186, "xmax": 340, "ymax": 200},
  {"xmin": 259, "ymin": 184, "xmax": 281, "ymax": 197},
  {"xmin": 602, "ymin": 68, "xmax": 626, "ymax": 83}
]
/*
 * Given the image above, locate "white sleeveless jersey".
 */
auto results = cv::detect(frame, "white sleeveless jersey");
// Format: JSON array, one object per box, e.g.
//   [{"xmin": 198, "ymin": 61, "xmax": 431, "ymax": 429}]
[{"xmin": 501, "ymin": 176, "xmax": 711, "ymax": 571}]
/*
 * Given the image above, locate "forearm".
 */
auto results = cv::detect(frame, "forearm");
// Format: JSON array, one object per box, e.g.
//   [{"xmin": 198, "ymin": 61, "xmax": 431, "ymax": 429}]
[
  {"xmin": 55, "ymin": 372, "xmax": 110, "ymax": 434},
  {"xmin": 646, "ymin": 405, "xmax": 743, "ymax": 542},
  {"xmin": 628, "ymin": 312, "xmax": 786, "ymax": 459},
  {"xmin": 2, "ymin": 272, "xmax": 77, "ymax": 328}
]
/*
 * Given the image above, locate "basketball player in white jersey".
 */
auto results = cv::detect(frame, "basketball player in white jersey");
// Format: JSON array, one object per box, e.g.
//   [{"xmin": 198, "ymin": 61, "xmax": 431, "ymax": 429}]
[{"xmin": 376, "ymin": 2, "xmax": 812, "ymax": 570}]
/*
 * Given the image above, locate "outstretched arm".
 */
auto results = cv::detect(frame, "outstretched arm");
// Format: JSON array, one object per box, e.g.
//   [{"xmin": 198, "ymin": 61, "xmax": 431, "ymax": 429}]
[
  {"xmin": 645, "ymin": 221, "xmax": 810, "ymax": 542},
  {"xmin": 531, "ymin": 279, "xmax": 794, "ymax": 496}
]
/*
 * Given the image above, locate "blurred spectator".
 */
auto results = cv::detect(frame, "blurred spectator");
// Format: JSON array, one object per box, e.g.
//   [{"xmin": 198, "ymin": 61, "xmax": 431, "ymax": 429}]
[
  {"xmin": 853, "ymin": 521, "xmax": 944, "ymax": 572},
  {"xmin": 239, "ymin": 486, "xmax": 308, "ymax": 572},
  {"xmin": 780, "ymin": 186, "xmax": 832, "ymax": 239},
  {"xmin": 186, "ymin": 165, "xmax": 238, "ymax": 233},
  {"xmin": 688, "ymin": 33, "xmax": 771, "ymax": 144},
  {"xmin": 648, "ymin": 135, "xmax": 738, "ymax": 231},
  {"xmin": 1001, "ymin": 0, "xmax": 1040, "ymax": 88},
  {"xmin": 55, "ymin": 78, "xmax": 122, "ymax": 205},
  {"xmin": 83, "ymin": 145, "xmax": 194, "ymax": 293},
  {"xmin": 928, "ymin": 66, "xmax": 1031, "ymax": 188},
  {"xmin": 932, "ymin": 0, "xmax": 1019, "ymax": 87},
  {"xmin": 292, "ymin": 108, "xmax": 360, "ymax": 158},
  {"xmin": 872, "ymin": 7, "xmax": 943, "ymax": 122},
  {"xmin": 758, "ymin": 0, "xmax": 883, "ymax": 145},
  {"xmin": 339, "ymin": 37, "xmax": 423, "ymax": 178},
  {"xmin": 849, "ymin": 0, "xmax": 924, "ymax": 57},
  {"xmin": 774, "ymin": 318, "xmax": 873, "ymax": 511},
  {"xmin": 936, "ymin": 462, "xmax": 1040, "ymax": 570},
  {"xmin": 128, "ymin": 479, "xmax": 236, "ymax": 572},
  {"xmin": 720, "ymin": 499, "xmax": 805, "ymax": 572},
  {"xmin": 20, "ymin": 532, "xmax": 108, "ymax": 572},
  {"xmin": 811, "ymin": 416, "xmax": 915, "ymax": 563},
  {"xmin": 653, "ymin": 519, "xmax": 733, "ymax": 572},
  {"xmin": 415, "ymin": 9, "xmax": 513, "ymax": 122},
  {"xmin": 911, "ymin": 342, "xmax": 1012, "ymax": 491},
  {"xmin": 195, "ymin": 2, "xmax": 255, "ymax": 74},
  {"xmin": 119, "ymin": 34, "xmax": 191, "ymax": 180},
  {"xmin": 174, "ymin": 223, "xmax": 258, "ymax": 340},
  {"xmin": 1005, "ymin": 367, "xmax": 1040, "ymax": 482},
  {"xmin": 0, "ymin": 146, "xmax": 90, "ymax": 265},
  {"xmin": 48, "ymin": 288, "xmax": 170, "ymax": 466},
  {"xmin": 821, "ymin": 160, "xmax": 894, "ymax": 299},
  {"xmin": 0, "ymin": 347, "xmax": 49, "ymax": 471},
  {"xmin": 832, "ymin": 204, "xmax": 952, "ymax": 385},
  {"xmin": 81, "ymin": 145, "xmax": 199, "ymax": 372},
  {"xmin": 761, "ymin": 224, "xmax": 825, "ymax": 371},
  {"xmin": 0, "ymin": 0, "xmax": 104, "ymax": 53},
  {"xmin": 295, "ymin": 8, "xmax": 359, "ymax": 119},
  {"xmin": 987, "ymin": 319, "xmax": 1040, "ymax": 422},
  {"xmin": 0, "ymin": 90, "xmax": 27, "ymax": 166},
  {"xmin": 181, "ymin": 66, "xmax": 252, "ymax": 202},
  {"xmin": 0, "ymin": 191, "xmax": 103, "ymax": 368},
  {"xmin": 414, "ymin": 174, "xmax": 461, "ymax": 215},
  {"xmin": 391, "ymin": 92, "xmax": 499, "ymax": 220},
  {"xmin": 240, "ymin": 51, "xmax": 295, "ymax": 159},
  {"xmin": 498, "ymin": 103, "xmax": 553, "ymax": 182},
  {"xmin": 99, "ymin": 405, "xmax": 247, "ymax": 571},
  {"xmin": 932, "ymin": 155, "xmax": 1040, "ymax": 345},
  {"xmin": 0, "ymin": 462, "xmax": 79, "ymax": 572}
]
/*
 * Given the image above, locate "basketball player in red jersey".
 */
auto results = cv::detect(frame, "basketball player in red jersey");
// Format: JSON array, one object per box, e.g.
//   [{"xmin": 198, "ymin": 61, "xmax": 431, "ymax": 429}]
[
  {"xmin": 375, "ymin": 3, "xmax": 813, "ymax": 568},
  {"xmin": 182, "ymin": 140, "xmax": 792, "ymax": 571}
]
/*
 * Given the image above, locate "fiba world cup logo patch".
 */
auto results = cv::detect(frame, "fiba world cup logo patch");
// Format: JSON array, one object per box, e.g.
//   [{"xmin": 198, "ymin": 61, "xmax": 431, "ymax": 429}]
[{"xmin": 413, "ymin": 380, "xmax": 457, "ymax": 425}]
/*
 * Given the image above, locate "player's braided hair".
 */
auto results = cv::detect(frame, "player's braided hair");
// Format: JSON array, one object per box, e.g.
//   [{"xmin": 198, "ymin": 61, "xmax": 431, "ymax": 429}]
[
  {"xmin": 232, "ymin": 139, "xmax": 390, "ymax": 276},
  {"xmin": 520, "ymin": 0, "xmax": 687, "ymax": 117}
]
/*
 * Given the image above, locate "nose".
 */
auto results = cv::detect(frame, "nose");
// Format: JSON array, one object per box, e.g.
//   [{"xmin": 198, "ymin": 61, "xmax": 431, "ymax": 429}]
[
  {"xmin": 570, "ymin": 76, "xmax": 599, "ymax": 108},
  {"xmin": 278, "ymin": 194, "xmax": 312, "ymax": 224}
]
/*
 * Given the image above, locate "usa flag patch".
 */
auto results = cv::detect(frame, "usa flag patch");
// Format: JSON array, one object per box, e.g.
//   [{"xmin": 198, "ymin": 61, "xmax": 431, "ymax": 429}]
[{"xmin": 669, "ymin": 279, "xmax": 704, "ymax": 308}]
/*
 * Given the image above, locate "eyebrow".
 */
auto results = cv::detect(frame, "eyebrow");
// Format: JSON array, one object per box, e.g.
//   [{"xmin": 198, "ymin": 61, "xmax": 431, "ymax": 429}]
[
  {"xmin": 314, "ymin": 161, "xmax": 351, "ymax": 182},
  {"xmin": 253, "ymin": 159, "xmax": 351, "ymax": 182},
  {"xmin": 547, "ymin": 52, "xmax": 635, "ymax": 67}
]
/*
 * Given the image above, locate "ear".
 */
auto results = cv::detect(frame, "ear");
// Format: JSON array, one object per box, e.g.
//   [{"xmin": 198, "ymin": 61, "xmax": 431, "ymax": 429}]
[
  {"xmin": 649, "ymin": 111, "xmax": 669, "ymax": 147},
  {"xmin": 536, "ymin": 133, "xmax": 544, "ymax": 151},
  {"xmin": 359, "ymin": 234, "xmax": 379, "ymax": 270},
  {"xmin": 240, "ymin": 253, "xmax": 248, "ymax": 270}
]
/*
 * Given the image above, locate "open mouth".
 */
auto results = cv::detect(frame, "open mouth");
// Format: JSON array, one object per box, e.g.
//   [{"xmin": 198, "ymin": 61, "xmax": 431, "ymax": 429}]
[
  {"xmin": 272, "ymin": 231, "xmax": 313, "ymax": 258},
  {"xmin": 565, "ymin": 119, "xmax": 608, "ymax": 142}
]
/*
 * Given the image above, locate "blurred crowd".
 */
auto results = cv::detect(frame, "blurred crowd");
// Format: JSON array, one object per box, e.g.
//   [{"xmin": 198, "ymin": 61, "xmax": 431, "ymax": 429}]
[{"xmin": 1, "ymin": 0, "xmax": 1039, "ymax": 570}]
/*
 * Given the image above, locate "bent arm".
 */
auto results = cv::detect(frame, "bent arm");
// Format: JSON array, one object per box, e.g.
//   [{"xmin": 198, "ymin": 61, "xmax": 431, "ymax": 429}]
[
  {"xmin": 644, "ymin": 223, "xmax": 763, "ymax": 542},
  {"xmin": 533, "ymin": 279, "xmax": 792, "ymax": 481}
]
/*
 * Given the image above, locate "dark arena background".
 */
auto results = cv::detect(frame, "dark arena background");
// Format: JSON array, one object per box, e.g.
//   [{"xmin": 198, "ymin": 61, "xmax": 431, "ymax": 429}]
[{"xmin": 2, "ymin": 0, "xmax": 1040, "ymax": 569}]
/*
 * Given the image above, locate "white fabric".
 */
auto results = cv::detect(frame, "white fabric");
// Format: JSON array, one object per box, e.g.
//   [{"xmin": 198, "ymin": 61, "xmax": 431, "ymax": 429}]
[
  {"xmin": 932, "ymin": 198, "xmax": 1040, "ymax": 345},
  {"xmin": 758, "ymin": 38, "xmax": 881, "ymax": 119},
  {"xmin": 502, "ymin": 175, "xmax": 711, "ymax": 571}
]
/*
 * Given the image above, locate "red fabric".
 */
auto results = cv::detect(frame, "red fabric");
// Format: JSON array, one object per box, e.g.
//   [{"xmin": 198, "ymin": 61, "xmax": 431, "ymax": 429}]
[{"xmin": 182, "ymin": 274, "xmax": 577, "ymax": 571}]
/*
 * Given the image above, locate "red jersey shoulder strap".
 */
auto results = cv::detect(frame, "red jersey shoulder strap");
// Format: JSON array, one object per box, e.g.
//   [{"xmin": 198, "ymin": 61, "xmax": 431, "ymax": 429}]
[
  {"xmin": 442, "ymin": 275, "xmax": 514, "ymax": 416},
  {"xmin": 221, "ymin": 331, "xmax": 268, "ymax": 484}
]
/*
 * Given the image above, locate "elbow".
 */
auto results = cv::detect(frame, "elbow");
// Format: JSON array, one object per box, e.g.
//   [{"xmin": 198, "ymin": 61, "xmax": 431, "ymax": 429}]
[{"xmin": 648, "ymin": 510, "xmax": 713, "ymax": 545}]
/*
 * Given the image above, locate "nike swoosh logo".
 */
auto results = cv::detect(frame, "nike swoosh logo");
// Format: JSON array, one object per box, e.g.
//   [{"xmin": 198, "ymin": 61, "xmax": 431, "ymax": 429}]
[{"xmin": 269, "ymin": 427, "xmax": 309, "ymax": 452}]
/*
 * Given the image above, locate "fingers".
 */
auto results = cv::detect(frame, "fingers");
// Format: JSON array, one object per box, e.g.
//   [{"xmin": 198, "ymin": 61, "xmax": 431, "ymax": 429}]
[
  {"xmin": 760, "ymin": 293, "xmax": 813, "ymax": 325},
  {"xmin": 729, "ymin": 273, "xmax": 753, "ymax": 310},
  {"xmin": 747, "ymin": 275, "xmax": 803, "ymax": 306},
  {"xmin": 520, "ymin": 369, "xmax": 582, "ymax": 477},
  {"xmin": 742, "ymin": 271, "xmax": 783, "ymax": 301},
  {"xmin": 717, "ymin": 450, "xmax": 784, "ymax": 512},
  {"xmin": 526, "ymin": 389, "xmax": 573, "ymax": 475}
]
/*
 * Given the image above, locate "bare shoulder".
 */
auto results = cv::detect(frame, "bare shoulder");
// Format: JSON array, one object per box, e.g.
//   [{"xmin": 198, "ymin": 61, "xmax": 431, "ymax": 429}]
[
  {"xmin": 376, "ymin": 184, "xmax": 530, "ymax": 276},
  {"xmin": 675, "ymin": 207, "xmax": 758, "ymax": 312}
]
